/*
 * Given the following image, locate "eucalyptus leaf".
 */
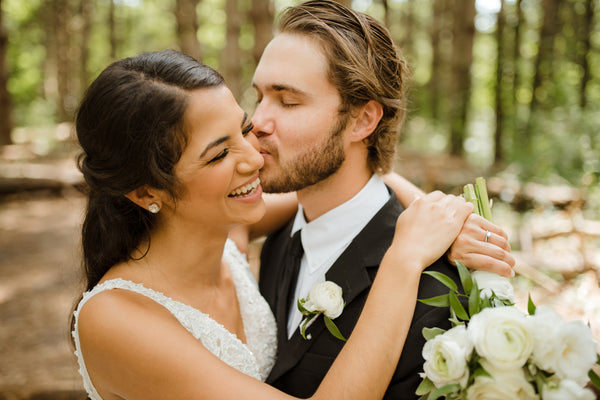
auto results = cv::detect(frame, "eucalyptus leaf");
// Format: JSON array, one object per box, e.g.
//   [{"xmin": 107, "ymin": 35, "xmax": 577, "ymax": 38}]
[
  {"xmin": 427, "ymin": 383, "xmax": 461, "ymax": 400},
  {"xmin": 323, "ymin": 316, "xmax": 347, "ymax": 342},
  {"xmin": 456, "ymin": 261, "xmax": 472, "ymax": 294},
  {"xmin": 468, "ymin": 280, "xmax": 480, "ymax": 317},
  {"xmin": 589, "ymin": 367, "xmax": 600, "ymax": 390},
  {"xmin": 415, "ymin": 377, "xmax": 435, "ymax": 395},
  {"xmin": 528, "ymin": 294, "xmax": 537, "ymax": 315},
  {"xmin": 449, "ymin": 291, "xmax": 469, "ymax": 321},
  {"xmin": 419, "ymin": 294, "xmax": 450, "ymax": 307},
  {"xmin": 422, "ymin": 327, "xmax": 446, "ymax": 340},
  {"xmin": 423, "ymin": 271, "xmax": 458, "ymax": 291}
]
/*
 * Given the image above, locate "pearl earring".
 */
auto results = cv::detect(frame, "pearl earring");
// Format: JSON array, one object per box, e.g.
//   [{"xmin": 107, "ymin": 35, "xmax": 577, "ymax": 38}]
[{"xmin": 148, "ymin": 203, "xmax": 160, "ymax": 214}]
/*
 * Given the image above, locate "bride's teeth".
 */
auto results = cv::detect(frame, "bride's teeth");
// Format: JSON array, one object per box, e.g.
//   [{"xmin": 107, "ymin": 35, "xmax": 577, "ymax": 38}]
[{"xmin": 230, "ymin": 178, "xmax": 260, "ymax": 197}]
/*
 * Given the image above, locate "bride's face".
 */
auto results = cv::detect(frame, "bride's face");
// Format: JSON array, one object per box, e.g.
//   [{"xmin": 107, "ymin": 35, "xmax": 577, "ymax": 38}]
[{"xmin": 166, "ymin": 86, "xmax": 266, "ymax": 231}]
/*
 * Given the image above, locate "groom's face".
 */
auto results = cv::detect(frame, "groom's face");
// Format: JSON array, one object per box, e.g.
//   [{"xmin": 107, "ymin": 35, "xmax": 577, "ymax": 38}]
[{"xmin": 251, "ymin": 33, "xmax": 350, "ymax": 194}]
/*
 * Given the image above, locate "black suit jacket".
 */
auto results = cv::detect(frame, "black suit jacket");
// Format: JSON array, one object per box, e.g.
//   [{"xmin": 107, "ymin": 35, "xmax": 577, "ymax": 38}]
[{"xmin": 259, "ymin": 190, "xmax": 461, "ymax": 399}]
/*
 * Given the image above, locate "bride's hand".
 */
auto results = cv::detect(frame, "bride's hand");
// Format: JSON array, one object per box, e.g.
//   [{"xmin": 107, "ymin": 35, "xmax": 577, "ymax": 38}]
[{"xmin": 388, "ymin": 191, "xmax": 474, "ymax": 270}]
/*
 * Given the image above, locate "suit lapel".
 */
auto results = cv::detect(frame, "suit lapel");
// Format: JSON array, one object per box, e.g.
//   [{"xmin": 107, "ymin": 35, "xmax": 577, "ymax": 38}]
[{"xmin": 268, "ymin": 189, "xmax": 404, "ymax": 382}]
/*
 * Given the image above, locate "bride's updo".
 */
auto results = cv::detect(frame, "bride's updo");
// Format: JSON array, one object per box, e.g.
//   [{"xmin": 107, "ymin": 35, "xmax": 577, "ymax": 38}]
[{"xmin": 75, "ymin": 50, "xmax": 224, "ymax": 291}]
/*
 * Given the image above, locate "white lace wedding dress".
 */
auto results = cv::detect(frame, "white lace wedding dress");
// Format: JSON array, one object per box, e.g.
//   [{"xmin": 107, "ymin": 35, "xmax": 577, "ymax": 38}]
[{"xmin": 72, "ymin": 239, "xmax": 277, "ymax": 400}]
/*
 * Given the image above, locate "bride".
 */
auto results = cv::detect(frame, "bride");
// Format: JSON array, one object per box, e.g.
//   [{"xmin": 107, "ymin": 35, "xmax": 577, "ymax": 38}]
[{"xmin": 71, "ymin": 49, "xmax": 475, "ymax": 400}]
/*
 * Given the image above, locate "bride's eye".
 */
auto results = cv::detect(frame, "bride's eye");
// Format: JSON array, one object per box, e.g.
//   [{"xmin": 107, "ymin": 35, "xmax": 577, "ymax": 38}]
[
  {"xmin": 242, "ymin": 123, "xmax": 254, "ymax": 136},
  {"xmin": 209, "ymin": 149, "xmax": 229, "ymax": 163}
]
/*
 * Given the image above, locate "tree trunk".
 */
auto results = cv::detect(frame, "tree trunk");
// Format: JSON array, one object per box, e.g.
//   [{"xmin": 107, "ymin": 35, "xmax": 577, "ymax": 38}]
[
  {"xmin": 381, "ymin": 0, "xmax": 390, "ymax": 29},
  {"xmin": 494, "ymin": 0, "xmax": 506, "ymax": 164},
  {"xmin": 399, "ymin": 0, "xmax": 415, "ymax": 62},
  {"xmin": 511, "ymin": 0, "xmax": 523, "ymax": 138},
  {"xmin": 109, "ymin": 0, "xmax": 117, "ymax": 59},
  {"xmin": 526, "ymin": 0, "xmax": 559, "ymax": 138},
  {"xmin": 175, "ymin": 0, "xmax": 202, "ymax": 61},
  {"xmin": 79, "ymin": 0, "xmax": 94, "ymax": 94},
  {"xmin": 0, "ymin": 0, "xmax": 13, "ymax": 145},
  {"xmin": 250, "ymin": 0, "xmax": 273, "ymax": 66},
  {"xmin": 222, "ymin": 0, "xmax": 242, "ymax": 99},
  {"xmin": 448, "ymin": 0, "xmax": 476, "ymax": 156},
  {"xmin": 428, "ymin": 0, "xmax": 445, "ymax": 121},
  {"xmin": 579, "ymin": 0, "xmax": 594, "ymax": 108},
  {"xmin": 54, "ymin": 0, "xmax": 72, "ymax": 122}
]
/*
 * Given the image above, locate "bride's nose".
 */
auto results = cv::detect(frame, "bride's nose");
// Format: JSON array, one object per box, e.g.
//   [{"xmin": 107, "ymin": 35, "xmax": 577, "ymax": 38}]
[{"xmin": 237, "ymin": 133, "xmax": 264, "ymax": 173}]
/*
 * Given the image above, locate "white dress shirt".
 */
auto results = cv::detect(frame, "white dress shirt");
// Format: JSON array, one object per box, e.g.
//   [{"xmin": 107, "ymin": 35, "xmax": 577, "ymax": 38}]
[{"xmin": 287, "ymin": 174, "xmax": 391, "ymax": 338}]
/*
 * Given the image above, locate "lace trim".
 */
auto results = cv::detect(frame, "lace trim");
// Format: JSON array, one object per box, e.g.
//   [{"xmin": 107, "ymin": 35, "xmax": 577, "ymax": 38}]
[{"xmin": 72, "ymin": 239, "xmax": 277, "ymax": 399}]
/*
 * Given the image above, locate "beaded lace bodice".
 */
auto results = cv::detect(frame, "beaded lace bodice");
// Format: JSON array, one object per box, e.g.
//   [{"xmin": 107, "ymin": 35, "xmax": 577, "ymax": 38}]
[{"xmin": 72, "ymin": 239, "xmax": 277, "ymax": 400}]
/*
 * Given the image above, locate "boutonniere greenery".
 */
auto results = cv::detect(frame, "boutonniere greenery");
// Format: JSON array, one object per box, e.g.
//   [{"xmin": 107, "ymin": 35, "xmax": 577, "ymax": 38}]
[{"xmin": 297, "ymin": 281, "xmax": 347, "ymax": 341}]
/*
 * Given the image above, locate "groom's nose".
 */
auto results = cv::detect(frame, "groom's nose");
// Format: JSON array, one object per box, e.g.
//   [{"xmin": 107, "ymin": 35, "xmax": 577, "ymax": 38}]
[{"xmin": 251, "ymin": 102, "xmax": 275, "ymax": 138}]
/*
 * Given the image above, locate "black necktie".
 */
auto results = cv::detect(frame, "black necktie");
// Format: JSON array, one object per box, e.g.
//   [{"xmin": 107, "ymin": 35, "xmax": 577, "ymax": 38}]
[{"xmin": 277, "ymin": 229, "xmax": 304, "ymax": 326}]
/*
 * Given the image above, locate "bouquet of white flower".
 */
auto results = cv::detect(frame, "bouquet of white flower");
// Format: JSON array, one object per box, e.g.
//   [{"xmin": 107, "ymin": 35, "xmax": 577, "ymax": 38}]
[{"xmin": 416, "ymin": 178, "xmax": 600, "ymax": 400}]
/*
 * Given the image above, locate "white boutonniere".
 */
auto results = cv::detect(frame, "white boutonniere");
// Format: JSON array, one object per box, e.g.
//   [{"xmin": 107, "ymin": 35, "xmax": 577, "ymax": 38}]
[{"xmin": 297, "ymin": 281, "xmax": 347, "ymax": 341}]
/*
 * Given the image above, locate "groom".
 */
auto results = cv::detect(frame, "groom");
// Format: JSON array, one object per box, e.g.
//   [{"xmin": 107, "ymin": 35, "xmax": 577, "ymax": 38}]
[{"xmin": 252, "ymin": 1, "xmax": 513, "ymax": 398}]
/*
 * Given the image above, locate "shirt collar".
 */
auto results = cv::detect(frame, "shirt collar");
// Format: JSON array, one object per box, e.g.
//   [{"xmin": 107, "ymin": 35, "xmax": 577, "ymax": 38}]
[{"xmin": 291, "ymin": 174, "xmax": 390, "ymax": 273}]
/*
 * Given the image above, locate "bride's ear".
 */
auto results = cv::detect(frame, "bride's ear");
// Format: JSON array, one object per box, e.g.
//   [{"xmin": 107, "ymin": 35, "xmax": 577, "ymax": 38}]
[
  {"xmin": 124, "ymin": 186, "xmax": 163, "ymax": 213},
  {"xmin": 349, "ymin": 100, "xmax": 383, "ymax": 142}
]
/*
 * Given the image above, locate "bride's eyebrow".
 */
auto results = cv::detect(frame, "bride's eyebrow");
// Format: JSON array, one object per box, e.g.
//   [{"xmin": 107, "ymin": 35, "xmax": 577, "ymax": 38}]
[
  {"xmin": 200, "ymin": 136, "xmax": 230, "ymax": 157},
  {"xmin": 199, "ymin": 112, "xmax": 250, "ymax": 157}
]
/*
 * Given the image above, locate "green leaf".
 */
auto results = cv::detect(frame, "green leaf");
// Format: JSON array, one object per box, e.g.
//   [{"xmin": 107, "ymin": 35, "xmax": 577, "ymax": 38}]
[
  {"xmin": 422, "ymin": 327, "xmax": 446, "ymax": 340},
  {"xmin": 468, "ymin": 280, "xmax": 481, "ymax": 317},
  {"xmin": 589, "ymin": 365, "xmax": 600, "ymax": 390},
  {"xmin": 297, "ymin": 298, "xmax": 311, "ymax": 315},
  {"xmin": 416, "ymin": 377, "xmax": 435, "ymax": 395},
  {"xmin": 427, "ymin": 384, "xmax": 461, "ymax": 400},
  {"xmin": 323, "ymin": 316, "xmax": 347, "ymax": 342},
  {"xmin": 449, "ymin": 291, "xmax": 469, "ymax": 321},
  {"xmin": 419, "ymin": 294, "xmax": 450, "ymax": 307},
  {"xmin": 456, "ymin": 261, "xmax": 473, "ymax": 294},
  {"xmin": 423, "ymin": 271, "xmax": 458, "ymax": 292},
  {"xmin": 527, "ymin": 294, "xmax": 537, "ymax": 315}
]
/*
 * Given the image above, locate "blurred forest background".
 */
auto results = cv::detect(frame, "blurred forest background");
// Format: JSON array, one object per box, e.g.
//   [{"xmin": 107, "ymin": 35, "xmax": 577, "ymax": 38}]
[{"xmin": 0, "ymin": 0, "xmax": 599, "ymax": 398}]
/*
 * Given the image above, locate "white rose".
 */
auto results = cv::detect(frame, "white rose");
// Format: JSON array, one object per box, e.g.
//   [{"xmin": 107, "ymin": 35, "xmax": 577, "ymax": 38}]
[
  {"xmin": 542, "ymin": 379, "xmax": 595, "ymax": 400},
  {"xmin": 466, "ymin": 360, "xmax": 538, "ymax": 400},
  {"xmin": 422, "ymin": 325, "xmax": 473, "ymax": 388},
  {"xmin": 307, "ymin": 281, "xmax": 344, "ymax": 319},
  {"xmin": 468, "ymin": 306, "xmax": 533, "ymax": 370},
  {"xmin": 530, "ymin": 306, "xmax": 598, "ymax": 385},
  {"xmin": 471, "ymin": 270, "xmax": 515, "ymax": 302}
]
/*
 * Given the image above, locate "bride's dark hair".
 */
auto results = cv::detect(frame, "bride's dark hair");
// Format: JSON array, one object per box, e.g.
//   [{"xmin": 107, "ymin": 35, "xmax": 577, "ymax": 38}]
[{"xmin": 75, "ymin": 50, "xmax": 224, "ymax": 292}]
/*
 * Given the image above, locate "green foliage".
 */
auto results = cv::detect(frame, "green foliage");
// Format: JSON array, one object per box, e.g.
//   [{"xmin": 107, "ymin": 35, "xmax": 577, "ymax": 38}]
[{"xmin": 2, "ymin": 0, "xmax": 599, "ymax": 189}]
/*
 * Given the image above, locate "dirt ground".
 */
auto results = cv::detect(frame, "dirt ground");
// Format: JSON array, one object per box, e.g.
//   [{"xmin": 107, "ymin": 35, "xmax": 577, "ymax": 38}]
[
  {"xmin": 1, "ymin": 189, "xmax": 599, "ymax": 399},
  {"xmin": 0, "ymin": 191, "xmax": 87, "ymax": 400}
]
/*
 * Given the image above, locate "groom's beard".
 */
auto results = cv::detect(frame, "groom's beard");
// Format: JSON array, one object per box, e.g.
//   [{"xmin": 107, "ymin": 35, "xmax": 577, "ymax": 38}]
[{"xmin": 260, "ymin": 114, "xmax": 348, "ymax": 194}]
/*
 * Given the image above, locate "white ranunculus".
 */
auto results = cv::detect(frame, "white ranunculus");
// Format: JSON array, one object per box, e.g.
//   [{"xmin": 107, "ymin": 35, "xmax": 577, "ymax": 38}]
[
  {"xmin": 468, "ymin": 306, "xmax": 533, "ymax": 370},
  {"xmin": 422, "ymin": 325, "xmax": 473, "ymax": 388},
  {"xmin": 551, "ymin": 321, "xmax": 598, "ymax": 385},
  {"xmin": 471, "ymin": 270, "xmax": 515, "ymax": 302},
  {"xmin": 467, "ymin": 360, "xmax": 539, "ymax": 400},
  {"xmin": 541, "ymin": 379, "xmax": 595, "ymax": 400},
  {"xmin": 306, "ymin": 281, "xmax": 344, "ymax": 319},
  {"xmin": 530, "ymin": 306, "xmax": 598, "ymax": 385},
  {"xmin": 529, "ymin": 306, "xmax": 564, "ymax": 372}
]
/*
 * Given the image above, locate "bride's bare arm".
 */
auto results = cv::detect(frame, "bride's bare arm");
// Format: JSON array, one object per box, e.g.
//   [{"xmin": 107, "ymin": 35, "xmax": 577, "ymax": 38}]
[{"xmin": 77, "ymin": 193, "xmax": 473, "ymax": 400}]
